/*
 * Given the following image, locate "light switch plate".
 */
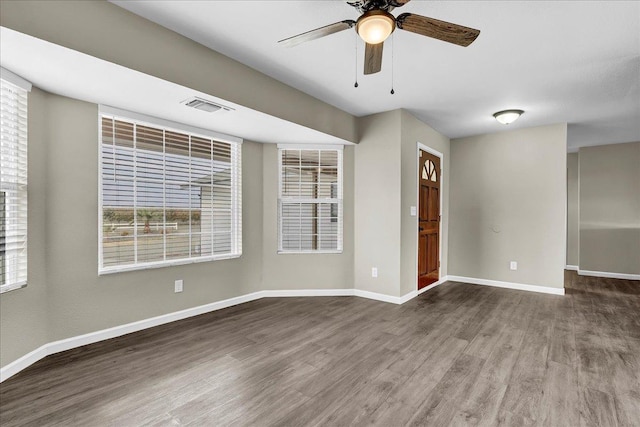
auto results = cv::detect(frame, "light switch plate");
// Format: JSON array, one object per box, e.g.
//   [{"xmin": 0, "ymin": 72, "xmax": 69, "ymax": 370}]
[
  {"xmin": 410, "ymin": 206, "xmax": 417, "ymax": 216},
  {"xmin": 175, "ymin": 279, "xmax": 183, "ymax": 293}
]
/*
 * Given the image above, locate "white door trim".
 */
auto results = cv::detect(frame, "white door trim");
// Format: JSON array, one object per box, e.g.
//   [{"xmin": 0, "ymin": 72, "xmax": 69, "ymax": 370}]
[{"xmin": 416, "ymin": 143, "xmax": 444, "ymax": 291}]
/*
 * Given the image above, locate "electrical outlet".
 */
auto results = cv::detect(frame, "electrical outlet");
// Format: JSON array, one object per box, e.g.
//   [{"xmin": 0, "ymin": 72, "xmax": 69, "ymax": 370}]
[
  {"xmin": 510, "ymin": 261, "xmax": 518, "ymax": 271},
  {"xmin": 372, "ymin": 267, "xmax": 378, "ymax": 278},
  {"xmin": 175, "ymin": 279, "xmax": 183, "ymax": 293}
]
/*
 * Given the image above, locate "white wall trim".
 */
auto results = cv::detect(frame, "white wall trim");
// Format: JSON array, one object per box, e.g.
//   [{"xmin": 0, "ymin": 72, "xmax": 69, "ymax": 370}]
[
  {"xmin": 99, "ymin": 105, "xmax": 243, "ymax": 145},
  {"xmin": 416, "ymin": 143, "xmax": 444, "ymax": 291},
  {"xmin": 276, "ymin": 143, "xmax": 346, "ymax": 150},
  {"xmin": 447, "ymin": 275, "xmax": 565, "ymax": 295},
  {"xmin": 1, "ymin": 66, "xmax": 32, "ymax": 92},
  {"xmin": 3, "ymin": 284, "xmax": 457, "ymax": 382},
  {"xmin": 565, "ymin": 265, "xmax": 579, "ymax": 271},
  {"xmin": 397, "ymin": 276, "xmax": 450, "ymax": 304},
  {"xmin": 577, "ymin": 270, "xmax": 640, "ymax": 280},
  {"xmin": 1, "ymin": 291, "xmax": 263, "ymax": 383},
  {"xmin": 262, "ymin": 289, "xmax": 354, "ymax": 297},
  {"xmin": 0, "ymin": 345, "xmax": 49, "ymax": 383},
  {"xmin": 355, "ymin": 276, "xmax": 451, "ymax": 305},
  {"xmin": 418, "ymin": 276, "xmax": 449, "ymax": 295},
  {"xmin": 353, "ymin": 289, "xmax": 405, "ymax": 304}
]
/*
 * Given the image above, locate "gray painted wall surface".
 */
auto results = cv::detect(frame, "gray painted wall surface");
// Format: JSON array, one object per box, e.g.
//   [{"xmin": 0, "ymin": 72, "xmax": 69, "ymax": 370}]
[
  {"xmin": 353, "ymin": 110, "xmax": 451, "ymax": 298},
  {"xmin": 44, "ymin": 94, "xmax": 265, "ymax": 342},
  {"xmin": 399, "ymin": 111, "xmax": 450, "ymax": 297},
  {"xmin": 354, "ymin": 111, "xmax": 403, "ymax": 296},
  {"xmin": 1, "ymin": 90, "xmax": 360, "ymax": 369},
  {"xmin": 449, "ymin": 124, "xmax": 567, "ymax": 289},
  {"xmin": 261, "ymin": 144, "xmax": 355, "ymax": 290},
  {"xmin": 579, "ymin": 142, "xmax": 640, "ymax": 274},
  {"xmin": 0, "ymin": 0, "xmax": 357, "ymax": 144},
  {"xmin": 0, "ymin": 90, "xmax": 265, "ymax": 367},
  {"xmin": 0, "ymin": 0, "xmax": 364, "ymax": 368},
  {"xmin": 0, "ymin": 88, "xmax": 50, "ymax": 367},
  {"xmin": 567, "ymin": 153, "xmax": 580, "ymax": 267}
]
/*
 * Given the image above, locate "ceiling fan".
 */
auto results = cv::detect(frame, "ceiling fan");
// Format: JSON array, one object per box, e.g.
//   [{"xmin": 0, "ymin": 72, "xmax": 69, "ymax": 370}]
[{"xmin": 278, "ymin": 0, "xmax": 480, "ymax": 75}]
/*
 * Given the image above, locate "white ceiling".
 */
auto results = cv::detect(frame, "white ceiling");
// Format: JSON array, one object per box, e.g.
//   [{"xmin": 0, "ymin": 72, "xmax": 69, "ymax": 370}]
[
  {"xmin": 112, "ymin": 0, "xmax": 640, "ymax": 151},
  {"xmin": 0, "ymin": 27, "xmax": 350, "ymax": 146}
]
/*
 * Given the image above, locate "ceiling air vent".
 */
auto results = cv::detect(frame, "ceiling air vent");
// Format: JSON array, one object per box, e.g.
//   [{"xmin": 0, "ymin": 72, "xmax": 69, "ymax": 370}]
[{"xmin": 182, "ymin": 97, "xmax": 233, "ymax": 113}]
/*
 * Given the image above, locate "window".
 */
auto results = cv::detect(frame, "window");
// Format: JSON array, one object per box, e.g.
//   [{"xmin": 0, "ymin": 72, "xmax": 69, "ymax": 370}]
[
  {"xmin": 99, "ymin": 107, "xmax": 242, "ymax": 274},
  {"xmin": 278, "ymin": 146, "xmax": 343, "ymax": 253},
  {"xmin": 1, "ymin": 70, "xmax": 30, "ymax": 293}
]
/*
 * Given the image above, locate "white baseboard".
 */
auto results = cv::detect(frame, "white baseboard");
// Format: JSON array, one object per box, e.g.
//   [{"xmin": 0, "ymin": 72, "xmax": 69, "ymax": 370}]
[
  {"xmin": 353, "ymin": 276, "xmax": 451, "ymax": 305},
  {"xmin": 417, "ymin": 276, "xmax": 449, "ymax": 296},
  {"xmin": 565, "ymin": 265, "xmax": 579, "ymax": 271},
  {"xmin": 261, "ymin": 289, "xmax": 354, "ymax": 298},
  {"xmin": 447, "ymin": 275, "xmax": 565, "ymax": 296},
  {"xmin": 1, "ymin": 291, "xmax": 265, "ymax": 383},
  {"xmin": 353, "ymin": 289, "xmax": 405, "ymax": 304},
  {"xmin": 4, "ymin": 283, "xmax": 454, "ymax": 382},
  {"xmin": 0, "ymin": 345, "xmax": 50, "ymax": 384},
  {"xmin": 577, "ymin": 270, "xmax": 640, "ymax": 280}
]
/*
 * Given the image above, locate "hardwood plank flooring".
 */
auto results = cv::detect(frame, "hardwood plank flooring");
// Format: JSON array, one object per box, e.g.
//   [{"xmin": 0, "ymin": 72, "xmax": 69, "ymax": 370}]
[{"xmin": 1, "ymin": 271, "xmax": 639, "ymax": 426}]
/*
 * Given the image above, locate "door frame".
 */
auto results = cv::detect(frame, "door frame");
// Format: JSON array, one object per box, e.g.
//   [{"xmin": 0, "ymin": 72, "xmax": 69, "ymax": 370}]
[{"xmin": 416, "ymin": 142, "xmax": 444, "ymax": 291}]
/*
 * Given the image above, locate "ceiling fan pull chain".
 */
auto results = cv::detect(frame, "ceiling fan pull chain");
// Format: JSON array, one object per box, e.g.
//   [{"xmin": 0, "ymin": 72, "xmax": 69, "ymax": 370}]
[
  {"xmin": 354, "ymin": 33, "xmax": 359, "ymax": 88},
  {"xmin": 390, "ymin": 33, "xmax": 395, "ymax": 95}
]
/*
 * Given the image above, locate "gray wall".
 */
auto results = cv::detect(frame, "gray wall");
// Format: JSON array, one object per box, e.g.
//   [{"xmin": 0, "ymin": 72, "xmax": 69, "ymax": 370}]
[
  {"xmin": 566, "ymin": 153, "xmax": 580, "ymax": 267},
  {"xmin": 0, "ymin": 0, "xmax": 357, "ymax": 144},
  {"xmin": 44, "ymin": 93, "xmax": 264, "ymax": 343},
  {"xmin": 261, "ymin": 144, "xmax": 355, "ymax": 290},
  {"xmin": 2, "ymin": 89, "xmax": 361, "ymax": 368},
  {"xmin": 449, "ymin": 124, "xmax": 567, "ymax": 289},
  {"xmin": 1, "ymin": 90, "xmax": 265, "ymax": 367},
  {"xmin": 354, "ymin": 110, "xmax": 451, "ymax": 298},
  {"xmin": 0, "ymin": 88, "xmax": 50, "ymax": 367},
  {"xmin": 0, "ymin": 0, "xmax": 364, "ymax": 369},
  {"xmin": 399, "ymin": 110, "xmax": 451, "ymax": 296},
  {"xmin": 579, "ymin": 142, "xmax": 640, "ymax": 275},
  {"xmin": 354, "ymin": 111, "xmax": 403, "ymax": 296}
]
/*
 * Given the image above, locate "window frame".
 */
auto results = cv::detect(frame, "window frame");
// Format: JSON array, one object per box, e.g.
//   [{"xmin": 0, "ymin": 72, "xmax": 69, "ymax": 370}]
[
  {"xmin": 277, "ymin": 144, "xmax": 344, "ymax": 254},
  {"xmin": 98, "ymin": 106, "xmax": 243, "ymax": 275},
  {"xmin": 0, "ymin": 68, "xmax": 31, "ymax": 293}
]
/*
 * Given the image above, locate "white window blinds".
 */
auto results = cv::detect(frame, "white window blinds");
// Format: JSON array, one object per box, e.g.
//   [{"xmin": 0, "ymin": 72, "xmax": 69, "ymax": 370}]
[
  {"xmin": 0, "ymin": 75, "xmax": 29, "ymax": 293},
  {"xmin": 278, "ymin": 147, "xmax": 343, "ymax": 253},
  {"xmin": 99, "ymin": 111, "xmax": 242, "ymax": 274}
]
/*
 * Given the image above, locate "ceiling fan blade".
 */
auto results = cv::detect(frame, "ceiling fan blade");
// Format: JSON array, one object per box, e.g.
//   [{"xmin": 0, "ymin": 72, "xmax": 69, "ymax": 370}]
[
  {"xmin": 278, "ymin": 20, "xmax": 356, "ymax": 48},
  {"xmin": 389, "ymin": 0, "xmax": 411, "ymax": 8},
  {"xmin": 364, "ymin": 42, "xmax": 383, "ymax": 75},
  {"xmin": 396, "ymin": 13, "xmax": 480, "ymax": 47}
]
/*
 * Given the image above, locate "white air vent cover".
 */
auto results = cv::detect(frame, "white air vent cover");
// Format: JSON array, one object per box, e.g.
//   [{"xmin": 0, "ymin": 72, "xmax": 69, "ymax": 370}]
[{"xmin": 182, "ymin": 97, "xmax": 233, "ymax": 113}]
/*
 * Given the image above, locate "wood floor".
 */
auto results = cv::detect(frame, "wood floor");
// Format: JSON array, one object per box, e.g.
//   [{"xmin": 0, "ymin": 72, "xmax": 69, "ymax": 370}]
[{"xmin": 1, "ymin": 271, "xmax": 639, "ymax": 426}]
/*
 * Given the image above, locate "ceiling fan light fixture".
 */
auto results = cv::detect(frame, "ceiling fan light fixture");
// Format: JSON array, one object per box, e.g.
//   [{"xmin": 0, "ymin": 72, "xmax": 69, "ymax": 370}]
[
  {"xmin": 356, "ymin": 10, "xmax": 395, "ymax": 44},
  {"xmin": 493, "ymin": 109, "xmax": 524, "ymax": 125}
]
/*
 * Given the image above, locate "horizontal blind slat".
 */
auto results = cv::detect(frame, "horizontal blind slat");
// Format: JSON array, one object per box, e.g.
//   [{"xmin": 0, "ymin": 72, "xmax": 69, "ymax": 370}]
[
  {"xmin": 278, "ymin": 148, "xmax": 342, "ymax": 252},
  {"xmin": 1, "ymin": 78, "xmax": 28, "ymax": 291},
  {"xmin": 100, "ymin": 114, "xmax": 241, "ymax": 272}
]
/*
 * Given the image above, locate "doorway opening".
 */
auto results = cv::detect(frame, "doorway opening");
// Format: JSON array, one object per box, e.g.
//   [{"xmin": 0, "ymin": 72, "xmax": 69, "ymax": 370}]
[{"xmin": 417, "ymin": 146, "xmax": 442, "ymax": 290}]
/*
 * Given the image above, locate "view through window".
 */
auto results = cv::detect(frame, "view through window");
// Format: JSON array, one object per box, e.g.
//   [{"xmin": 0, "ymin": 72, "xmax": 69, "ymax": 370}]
[
  {"xmin": 278, "ymin": 147, "xmax": 343, "ymax": 253},
  {"xmin": 99, "ymin": 114, "xmax": 242, "ymax": 273}
]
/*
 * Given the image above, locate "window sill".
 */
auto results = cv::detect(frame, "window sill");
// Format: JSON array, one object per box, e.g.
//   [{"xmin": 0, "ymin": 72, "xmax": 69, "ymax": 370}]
[
  {"xmin": 98, "ymin": 253, "xmax": 242, "ymax": 275},
  {"xmin": 0, "ymin": 281, "xmax": 28, "ymax": 294},
  {"xmin": 277, "ymin": 250, "xmax": 343, "ymax": 255}
]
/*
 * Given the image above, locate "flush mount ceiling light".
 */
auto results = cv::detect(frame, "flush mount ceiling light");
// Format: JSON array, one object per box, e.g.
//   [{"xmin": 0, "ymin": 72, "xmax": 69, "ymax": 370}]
[
  {"xmin": 356, "ymin": 10, "xmax": 395, "ymax": 44},
  {"xmin": 493, "ymin": 109, "xmax": 524, "ymax": 125}
]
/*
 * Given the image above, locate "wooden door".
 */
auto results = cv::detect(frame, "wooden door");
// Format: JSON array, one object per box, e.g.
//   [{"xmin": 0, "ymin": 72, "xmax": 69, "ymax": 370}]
[{"xmin": 418, "ymin": 150, "xmax": 440, "ymax": 289}]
